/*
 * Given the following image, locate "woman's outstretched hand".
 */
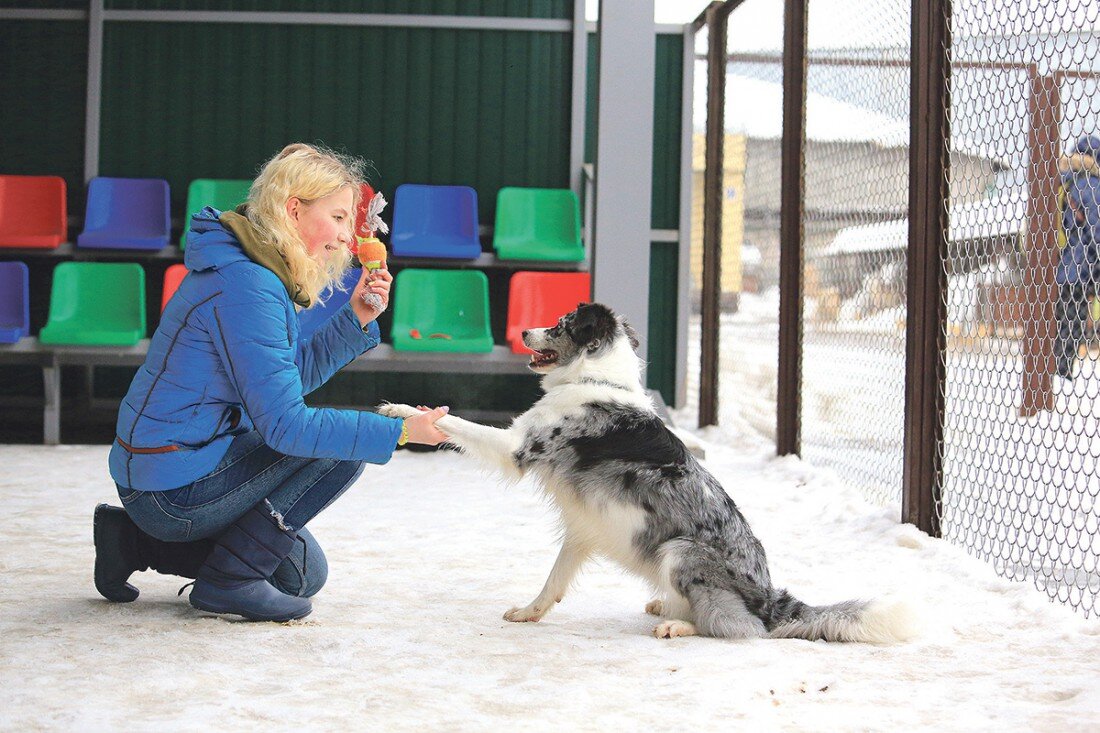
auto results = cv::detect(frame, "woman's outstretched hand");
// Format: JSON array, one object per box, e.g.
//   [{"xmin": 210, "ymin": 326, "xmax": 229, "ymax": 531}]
[
  {"xmin": 352, "ymin": 267, "xmax": 393, "ymax": 326},
  {"xmin": 404, "ymin": 405, "xmax": 449, "ymax": 446}
]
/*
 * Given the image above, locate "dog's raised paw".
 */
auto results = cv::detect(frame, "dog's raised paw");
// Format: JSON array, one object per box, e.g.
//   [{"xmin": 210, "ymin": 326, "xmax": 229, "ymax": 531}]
[
  {"xmin": 504, "ymin": 605, "xmax": 545, "ymax": 623},
  {"xmin": 654, "ymin": 620, "xmax": 696, "ymax": 639},
  {"xmin": 645, "ymin": 599, "xmax": 664, "ymax": 616},
  {"xmin": 376, "ymin": 402, "xmax": 419, "ymax": 420}
]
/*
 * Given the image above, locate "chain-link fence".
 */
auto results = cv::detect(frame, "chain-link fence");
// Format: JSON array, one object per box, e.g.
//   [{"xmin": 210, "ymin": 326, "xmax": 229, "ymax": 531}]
[
  {"xmin": 800, "ymin": 5, "xmax": 912, "ymax": 508},
  {"xmin": 941, "ymin": 2, "xmax": 1100, "ymax": 615},
  {"xmin": 689, "ymin": 0, "xmax": 1100, "ymax": 617}
]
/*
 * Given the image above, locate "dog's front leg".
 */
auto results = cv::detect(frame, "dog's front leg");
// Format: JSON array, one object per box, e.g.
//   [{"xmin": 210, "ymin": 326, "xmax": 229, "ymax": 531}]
[
  {"xmin": 504, "ymin": 539, "xmax": 592, "ymax": 623},
  {"xmin": 377, "ymin": 403, "xmax": 523, "ymax": 479}
]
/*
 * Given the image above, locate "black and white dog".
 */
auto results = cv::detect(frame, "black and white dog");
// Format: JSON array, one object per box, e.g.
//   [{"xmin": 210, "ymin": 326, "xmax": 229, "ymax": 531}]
[{"xmin": 379, "ymin": 303, "xmax": 916, "ymax": 642}]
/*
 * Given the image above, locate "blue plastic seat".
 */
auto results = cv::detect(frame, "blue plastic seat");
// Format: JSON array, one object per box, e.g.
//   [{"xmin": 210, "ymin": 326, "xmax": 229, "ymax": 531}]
[
  {"xmin": 298, "ymin": 268, "xmax": 362, "ymax": 342},
  {"xmin": 390, "ymin": 184, "xmax": 481, "ymax": 259},
  {"xmin": 77, "ymin": 177, "xmax": 171, "ymax": 251},
  {"xmin": 0, "ymin": 261, "xmax": 30, "ymax": 343}
]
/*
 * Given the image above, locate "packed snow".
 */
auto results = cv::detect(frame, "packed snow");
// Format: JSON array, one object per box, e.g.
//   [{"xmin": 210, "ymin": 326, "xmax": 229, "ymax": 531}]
[{"xmin": 3, "ymin": 425, "xmax": 1100, "ymax": 730}]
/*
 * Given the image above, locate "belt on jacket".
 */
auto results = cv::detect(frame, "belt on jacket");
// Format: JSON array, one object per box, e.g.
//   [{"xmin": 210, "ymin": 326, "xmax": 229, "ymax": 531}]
[{"xmin": 115, "ymin": 436, "xmax": 179, "ymax": 454}]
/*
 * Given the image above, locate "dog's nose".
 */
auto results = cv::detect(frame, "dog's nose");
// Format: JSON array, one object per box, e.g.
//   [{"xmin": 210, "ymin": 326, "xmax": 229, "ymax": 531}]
[{"xmin": 522, "ymin": 330, "xmax": 530, "ymax": 338}]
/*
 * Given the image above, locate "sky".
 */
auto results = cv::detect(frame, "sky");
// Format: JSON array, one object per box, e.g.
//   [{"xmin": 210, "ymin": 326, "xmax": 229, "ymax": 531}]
[{"xmin": 587, "ymin": 0, "xmax": 1100, "ymax": 51}]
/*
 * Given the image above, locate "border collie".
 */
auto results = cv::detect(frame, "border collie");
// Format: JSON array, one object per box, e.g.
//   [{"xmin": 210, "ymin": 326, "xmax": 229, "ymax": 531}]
[{"xmin": 380, "ymin": 303, "xmax": 916, "ymax": 642}]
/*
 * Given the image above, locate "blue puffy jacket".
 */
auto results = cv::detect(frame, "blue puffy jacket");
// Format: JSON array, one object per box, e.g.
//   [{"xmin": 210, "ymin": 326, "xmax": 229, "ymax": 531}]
[
  {"xmin": 109, "ymin": 207, "xmax": 402, "ymax": 491},
  {"xmin": 1056, "ymin": 169, "xmax": 1100, "ymax": 286}
]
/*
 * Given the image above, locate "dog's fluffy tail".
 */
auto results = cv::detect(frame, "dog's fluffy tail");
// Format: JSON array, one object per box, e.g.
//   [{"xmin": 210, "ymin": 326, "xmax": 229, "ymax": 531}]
[{"xmin": 767, "ymin": 594, "xmax": 920, "ymax": 644}]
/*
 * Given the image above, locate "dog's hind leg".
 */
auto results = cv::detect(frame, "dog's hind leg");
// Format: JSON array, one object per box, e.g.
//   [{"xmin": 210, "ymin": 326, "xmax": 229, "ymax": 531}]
[
  {"xmin": 504, "ymin": 538, "xmax": 592, "ymax": 623},
  {"xmin": 656, "ymin": 539, "xmax": 767, "ymax": 640}
]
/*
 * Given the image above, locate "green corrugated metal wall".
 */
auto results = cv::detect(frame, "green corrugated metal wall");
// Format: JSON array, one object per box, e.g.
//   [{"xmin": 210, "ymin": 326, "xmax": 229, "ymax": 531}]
[
  {"xmin": 99, "ymin": 23, "xmax": 571, "ymax": 224},
  {"xmin": 0, "ymin": 19, "xmax": 87, "ymax": 216},
  {"xmin": 1, "ymin": 8, "xmax": 685, "ymax": 413}
]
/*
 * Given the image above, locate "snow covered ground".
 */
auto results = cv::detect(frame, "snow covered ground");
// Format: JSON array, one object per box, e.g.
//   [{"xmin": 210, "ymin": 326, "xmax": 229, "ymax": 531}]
[{"xmin": 4, "ymin": 433, "xmax": 1100, "ymax": 730}]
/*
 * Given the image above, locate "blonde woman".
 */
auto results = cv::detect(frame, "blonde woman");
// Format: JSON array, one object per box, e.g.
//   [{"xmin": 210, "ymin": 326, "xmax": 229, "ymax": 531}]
[{"xmin": 94, "ymin": 143, "xmax": 447, "ymax": 621}]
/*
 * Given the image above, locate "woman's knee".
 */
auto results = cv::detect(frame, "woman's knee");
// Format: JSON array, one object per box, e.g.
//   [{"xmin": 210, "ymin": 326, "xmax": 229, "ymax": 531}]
[{"xmin": 269, "ymin": 528, "xmax": 328, "ymax": 598}]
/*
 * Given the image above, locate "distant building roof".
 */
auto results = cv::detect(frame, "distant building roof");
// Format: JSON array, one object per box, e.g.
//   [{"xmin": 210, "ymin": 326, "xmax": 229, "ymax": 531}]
[
  {"xmin": 698, "ymin": 74, "xmax": 1006, "ymax": 165},
  {"xmin": 824, "ymin": 193, "xmax": 1027, "ymax": 255}
]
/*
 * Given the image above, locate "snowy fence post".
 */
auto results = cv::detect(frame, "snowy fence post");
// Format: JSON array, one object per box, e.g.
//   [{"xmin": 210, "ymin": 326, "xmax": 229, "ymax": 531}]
[
  {"xmin": 776, "ymin": 0, "xmax": 808, "ymax": 456},
  {"xmin": 902, "ymin": 0, "xmax": 950, "ymax": 536}
]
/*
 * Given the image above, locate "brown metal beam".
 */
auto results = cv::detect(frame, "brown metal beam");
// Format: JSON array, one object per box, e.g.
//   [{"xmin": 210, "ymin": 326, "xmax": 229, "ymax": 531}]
[
  {"xmin": 698, "ymin": 2, "xmax": 728, "ymax": 428},
  {"xmin": 776, "ymin": 0, "xmax": 807, "ymax": 455},
  {"xmin": 1019, "ymin": 67, "xmax": 1062, "ymax": 417},
  {"xmin": 902, "ymin": 0, "xmax": 950, "ymax": 535}
]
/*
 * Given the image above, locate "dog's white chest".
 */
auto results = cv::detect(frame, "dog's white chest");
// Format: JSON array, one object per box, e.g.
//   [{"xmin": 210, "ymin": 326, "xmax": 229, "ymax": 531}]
[{"xmin": 541, "ymin": 477, "xmax": 650, "ymax": 573}]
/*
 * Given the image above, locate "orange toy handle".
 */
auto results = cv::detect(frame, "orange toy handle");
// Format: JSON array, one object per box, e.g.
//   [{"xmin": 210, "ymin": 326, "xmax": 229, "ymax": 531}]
[{"xmin": 356, "ymin": 236, "xmax": 388, "ymax": 271}]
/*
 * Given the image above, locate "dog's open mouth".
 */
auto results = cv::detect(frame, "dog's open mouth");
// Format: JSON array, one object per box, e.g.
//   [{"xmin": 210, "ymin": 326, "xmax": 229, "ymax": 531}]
[{"xmin": 529, "ymin": 349, "xmax": 559, "ymax": 368}]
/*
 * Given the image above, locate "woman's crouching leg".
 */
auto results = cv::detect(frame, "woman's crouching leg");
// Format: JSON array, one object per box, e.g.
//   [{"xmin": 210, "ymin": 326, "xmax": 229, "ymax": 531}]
[{"xmin": 270, "ymin": 527, "xmax": 328, "ymax": 598}]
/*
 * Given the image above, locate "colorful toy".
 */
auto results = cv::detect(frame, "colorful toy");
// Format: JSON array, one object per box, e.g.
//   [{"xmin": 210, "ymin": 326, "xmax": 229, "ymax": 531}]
[{"xmin": 355, "ymin": 191, "xmax": 390, "ymax": 312}]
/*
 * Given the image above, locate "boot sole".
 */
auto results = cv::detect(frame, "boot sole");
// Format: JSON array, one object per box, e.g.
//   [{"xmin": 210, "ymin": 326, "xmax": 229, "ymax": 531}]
[{"xmin": 189, "ymin": 594, "xmax": 313, "ymax": 622}]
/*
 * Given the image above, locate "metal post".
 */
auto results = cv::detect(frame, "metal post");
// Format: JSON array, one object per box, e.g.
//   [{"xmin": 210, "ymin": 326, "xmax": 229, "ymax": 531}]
[
  {"xmin": 43, "ymin": 359, "xmax": 61, "ymax": 445},
  {"xmin": 902, "ymin": 0, "xmax": 950, "ymax": 535},
  {"xmin": 776, "ymin": 0, "xmax": 807, "ymax": 454},
  {"xmin": 698, "ymin": 2, "xmax": 729, "ymax": 428},
  {"xmin": 592, "ymin": 0, "xmax": 655, "ymax": 360},
  {"xmin": 1019, "ymin": 67, "xmax": 1061, "ymax": 417},
  {"xmin": 84, "ymin": 0, "xmax": 104, "ymax": 183}
]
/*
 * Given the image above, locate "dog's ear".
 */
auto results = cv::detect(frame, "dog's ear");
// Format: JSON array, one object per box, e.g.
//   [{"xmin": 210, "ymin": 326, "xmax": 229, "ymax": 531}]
[
  {"xmin": 619, "ymin": 317, "xmax": 640, "ymax": 351},
  {"xmin": 571, "ymin": 303, "xmax": 618, "ymax": 353}
]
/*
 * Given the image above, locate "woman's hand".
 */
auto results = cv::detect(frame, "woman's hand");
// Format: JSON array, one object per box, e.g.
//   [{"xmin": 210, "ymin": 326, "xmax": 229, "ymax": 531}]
[
  {"xmin": 351, "ymin": 267, "xmax": 393, "ymax": 327},
  {"xmin": 403, "ymin": 406, "xmax": 449, "ymax": 446}
]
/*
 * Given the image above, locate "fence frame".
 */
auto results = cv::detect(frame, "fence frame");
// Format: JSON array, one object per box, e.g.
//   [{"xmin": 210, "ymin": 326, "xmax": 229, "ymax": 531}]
[{"xmin": 902, "ymin": 0, "xmax": 950, "ymax": 536}]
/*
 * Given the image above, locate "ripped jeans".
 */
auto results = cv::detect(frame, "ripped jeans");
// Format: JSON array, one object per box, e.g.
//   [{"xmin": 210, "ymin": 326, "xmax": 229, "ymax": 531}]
[{"xmin": 118, "ymin": 431, "xmax": 366, "ymax": 597}]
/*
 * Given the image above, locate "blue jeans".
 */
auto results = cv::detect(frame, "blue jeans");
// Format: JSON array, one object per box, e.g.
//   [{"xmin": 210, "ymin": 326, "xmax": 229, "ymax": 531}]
[{"xmin": 118, "ymin": 431, "xmax": 366, "ymax": 597}]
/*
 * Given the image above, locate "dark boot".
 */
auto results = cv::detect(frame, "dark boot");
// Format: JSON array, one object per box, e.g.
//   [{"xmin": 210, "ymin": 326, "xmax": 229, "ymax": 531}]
[
  {"xmin": 189, "ymin": 502, "xmax": 312, "ymax": 622},
  {"xmin": 93, "ymin": 504, "xmax": 213, "ymax": 602}
]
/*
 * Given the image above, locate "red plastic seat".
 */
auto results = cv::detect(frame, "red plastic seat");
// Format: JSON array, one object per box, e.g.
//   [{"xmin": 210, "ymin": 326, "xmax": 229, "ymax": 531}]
[
  {"xmin": 162, "ymin": 263, "xmax": 188, "ymax": 312},
  {"xmin": 506, "ymin": 271, "xmax": 591, "ymax": 353},
  {"xmin": 0, "ymin": 175, "xmax": 66, "ymax": 248}
]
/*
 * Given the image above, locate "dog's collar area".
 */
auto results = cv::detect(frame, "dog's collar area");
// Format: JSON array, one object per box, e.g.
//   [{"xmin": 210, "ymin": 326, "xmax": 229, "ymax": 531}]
[{"xmin": 578, "ymin": 377, "xmax": 635, "ymax": 392}]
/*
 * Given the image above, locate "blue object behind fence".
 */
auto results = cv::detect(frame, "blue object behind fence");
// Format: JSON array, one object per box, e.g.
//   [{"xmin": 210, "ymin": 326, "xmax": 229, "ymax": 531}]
[
  {"xmin": 77, "ymin": 177, "xmax": 171, "ymax": 251},
  {"xmin": 390, "ymin": 184, "xmax": 481, "ymax": 259}
]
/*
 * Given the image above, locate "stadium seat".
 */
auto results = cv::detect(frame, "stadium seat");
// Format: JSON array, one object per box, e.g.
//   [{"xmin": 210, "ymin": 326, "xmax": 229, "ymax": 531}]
[
  {"xmin": 390, "ymin": 269, "xmax": 493, "ymax": 353},
  {"xmin": 0, "ymin": 261, "xmax": 30, "ymax": 343},
  {"xmin": 180, "ymin": 179, "xmax": 251, "ymax": 247},
  {"xmin": 77, "ymin": 177, "xmax": 170, "ymax": 251},
  {"xmin": 161, "ymin": 263, "xmax": 188, "ymax": 312},
  {"xmin": 390, "ymin": 184, "xmax": 481, "ymax": 259},
  {"xmin": 493, "ymin": 187, "xmax": 583, "ymax": 262},
  {"xmin": 39, "ymin": 262, "xmax": 146, "ymax": 345},
  {"xmin": 505, "ymin": 271, "xmax": 591, "ymax": 353},
  {"xmin": 0, "ymin": 175, "xmax": 67, "ymax": 249},
  {"xmin": 298, "ymin": 268, "xmax": 362, "ymax": 341}
]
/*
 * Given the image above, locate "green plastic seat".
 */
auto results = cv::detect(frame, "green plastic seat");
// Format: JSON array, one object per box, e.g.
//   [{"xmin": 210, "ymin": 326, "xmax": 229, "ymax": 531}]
[
  {"xmin": 391, "ymin": 269, "xmax": 493, "ymax": 353},
  {"xmin": 180, "ymin": 179, "xmax": 252, "ymax": 248},
  {"xmin": 39, "ymin": 262, "xmax": 146, "ymax": 346},
  {"xmin": 493, "ymin": 187, "xmax": 584, "ymax": 262}
]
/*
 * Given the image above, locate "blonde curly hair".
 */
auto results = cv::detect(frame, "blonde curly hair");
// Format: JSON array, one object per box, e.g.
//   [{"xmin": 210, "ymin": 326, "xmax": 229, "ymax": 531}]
[{"xmin": 246, "ymin": 143, "xmax": 367, "ymax": 306}]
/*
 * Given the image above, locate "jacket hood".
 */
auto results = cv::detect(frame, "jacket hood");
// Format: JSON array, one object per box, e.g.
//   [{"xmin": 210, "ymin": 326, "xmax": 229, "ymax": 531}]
[
  {"xmin": 184, "ymin": 205, "xmax": 310, "ymax": 307},
  {"xmin": 184, "ymin": 206, "xmax": 251, "ymax": 273}
]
